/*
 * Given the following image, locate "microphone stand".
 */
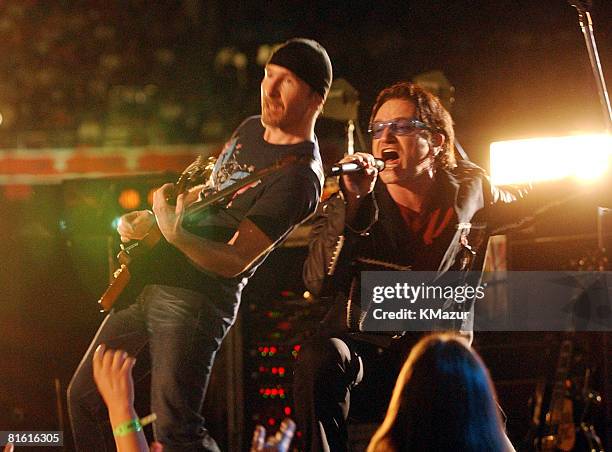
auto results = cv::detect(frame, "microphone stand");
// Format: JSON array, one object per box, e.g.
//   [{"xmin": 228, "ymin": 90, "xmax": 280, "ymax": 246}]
[
  {"xmin": 572, "ymin": 3, "xmax": 612, "ymax": 442},
  {"xmin": 570, "ymin": 2, "xmax": 612, "ymax": 132}
]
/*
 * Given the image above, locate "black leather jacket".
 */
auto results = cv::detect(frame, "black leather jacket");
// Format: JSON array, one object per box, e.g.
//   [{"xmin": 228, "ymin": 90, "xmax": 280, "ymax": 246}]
[{"xmin": 303, "ymin": 160, "xmax": 536, "ymax": 337}]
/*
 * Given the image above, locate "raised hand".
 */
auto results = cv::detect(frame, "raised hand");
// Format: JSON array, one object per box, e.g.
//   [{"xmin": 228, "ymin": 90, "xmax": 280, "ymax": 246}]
[
  {"xmin": 92, "ymin": 345, "xmax": 136, "ymax": 418},
  {"xmin": 93, "ymin": 345, "xmax": 151, "ymax": 452},
  {"xmin": 250, "ymin": 418, "xmax": 296, "ymax": 452}
]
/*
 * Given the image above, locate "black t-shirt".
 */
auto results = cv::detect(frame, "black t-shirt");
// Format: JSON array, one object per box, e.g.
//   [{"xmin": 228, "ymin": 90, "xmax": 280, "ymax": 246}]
[
  {"xmin": 186, "ymin": 116, "xmax": 322, "ymax": 246},
  {"xmin": 127, "ymin": 116, "xmax": 322, "ymax": 307}
]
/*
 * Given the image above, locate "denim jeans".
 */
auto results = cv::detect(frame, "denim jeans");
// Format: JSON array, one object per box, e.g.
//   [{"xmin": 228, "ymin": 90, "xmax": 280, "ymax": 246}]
[{"xmin": 67, "ymin": 284, "xmax": 236, "ymax": 452}]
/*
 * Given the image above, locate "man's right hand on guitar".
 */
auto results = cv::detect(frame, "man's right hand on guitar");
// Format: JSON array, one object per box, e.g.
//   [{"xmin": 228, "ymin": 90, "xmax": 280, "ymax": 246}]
[{"xmin": 117, "ymin": 210, "xmax": 156, "ymax": 243}]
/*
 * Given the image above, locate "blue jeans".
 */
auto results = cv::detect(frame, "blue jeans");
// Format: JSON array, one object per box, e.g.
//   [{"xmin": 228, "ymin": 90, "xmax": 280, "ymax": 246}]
[{"xmin": 67, "ymin": 284, "xmax": 236, "ymax": 452}]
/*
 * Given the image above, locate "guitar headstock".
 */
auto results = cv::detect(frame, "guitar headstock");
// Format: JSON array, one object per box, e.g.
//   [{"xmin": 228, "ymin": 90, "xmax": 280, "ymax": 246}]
[{"xmin": 174, "ymin": 155, "xmax": 216, "ymax": 196}]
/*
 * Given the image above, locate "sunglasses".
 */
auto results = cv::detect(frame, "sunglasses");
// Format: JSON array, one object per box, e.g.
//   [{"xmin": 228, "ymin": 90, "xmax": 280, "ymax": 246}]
[{"xmin": 367, "ymin": 118, "xmax": 431, "ymax": 139}]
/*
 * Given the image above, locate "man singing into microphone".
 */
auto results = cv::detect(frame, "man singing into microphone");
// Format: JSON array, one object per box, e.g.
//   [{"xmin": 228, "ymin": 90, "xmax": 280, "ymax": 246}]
[{"xmin": 293, "ymin": 81, "xmax": 528, "ymax": 451}]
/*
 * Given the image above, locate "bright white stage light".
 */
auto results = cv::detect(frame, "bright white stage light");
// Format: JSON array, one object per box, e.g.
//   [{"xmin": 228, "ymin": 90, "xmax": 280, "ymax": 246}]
[{"xmin": 490, "ymin": 134, "xmax": 612, "ymax": 185}]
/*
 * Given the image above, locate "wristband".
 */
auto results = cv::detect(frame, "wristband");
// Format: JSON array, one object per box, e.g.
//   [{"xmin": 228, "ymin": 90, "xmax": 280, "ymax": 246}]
[
  {"xmin": 112, "ymin": 413, "xmax": 157, "ymax": 437},
  {"xmin": 113, "ymin": 418, "xmax": 142, "ymax": 437}
]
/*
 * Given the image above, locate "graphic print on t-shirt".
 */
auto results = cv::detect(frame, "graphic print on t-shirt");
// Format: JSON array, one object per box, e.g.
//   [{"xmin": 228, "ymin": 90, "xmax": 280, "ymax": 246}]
[{"xmin": 208, "ymin": 138, "xmax": 255, "ymax": 193}]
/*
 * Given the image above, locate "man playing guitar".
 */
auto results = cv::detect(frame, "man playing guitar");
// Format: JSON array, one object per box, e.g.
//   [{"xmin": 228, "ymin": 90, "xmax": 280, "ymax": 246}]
[{"xmin": 68, "ymin": 38, "xmax": 330, "ymax": 452}]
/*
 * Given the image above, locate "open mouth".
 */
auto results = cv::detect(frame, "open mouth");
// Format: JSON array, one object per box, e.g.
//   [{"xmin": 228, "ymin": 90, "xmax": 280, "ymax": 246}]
[{"xmin": 382, "ymin": 150, "xmax": 399, "ymax": 166}]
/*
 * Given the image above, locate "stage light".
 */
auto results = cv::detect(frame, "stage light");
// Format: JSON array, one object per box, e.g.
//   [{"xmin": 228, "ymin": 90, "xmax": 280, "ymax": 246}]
[
  {"xmin": 490, "ymin": 134, "xmax": 611, "ymax": 185},
  {"xmin": 118, "ymin": 188, "xmax": 141, "ymax": 210}
]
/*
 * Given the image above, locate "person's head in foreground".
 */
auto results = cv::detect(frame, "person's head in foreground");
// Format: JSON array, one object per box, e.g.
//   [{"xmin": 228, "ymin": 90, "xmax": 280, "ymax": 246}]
[{"xmin": 368, "ymin": 333, "xmax": 510, "ymax": 452}]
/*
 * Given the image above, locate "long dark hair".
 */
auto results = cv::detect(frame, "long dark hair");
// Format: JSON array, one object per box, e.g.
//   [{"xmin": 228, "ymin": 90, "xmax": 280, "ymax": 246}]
[{"xmin": 368, "ymin": 334, "xmax": 508, "ymax": 452}]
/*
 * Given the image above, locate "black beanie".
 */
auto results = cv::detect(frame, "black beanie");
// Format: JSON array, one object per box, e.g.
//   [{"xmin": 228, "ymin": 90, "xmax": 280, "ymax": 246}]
[{"xmin": 268, "ymin": 38, "xmax": 332, "ymax": 98}]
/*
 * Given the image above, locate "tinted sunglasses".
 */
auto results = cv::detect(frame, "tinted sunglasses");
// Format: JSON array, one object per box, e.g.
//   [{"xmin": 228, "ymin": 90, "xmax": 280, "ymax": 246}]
[{"xmin": 367, "ymin": 118, "xmax": 431, "ymax": 139}]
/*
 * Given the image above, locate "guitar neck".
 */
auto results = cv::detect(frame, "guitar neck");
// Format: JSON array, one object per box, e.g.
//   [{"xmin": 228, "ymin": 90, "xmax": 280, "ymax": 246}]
[{"xmin": 548, "ymin": 339, "xmax": 574, "ymax": 422}]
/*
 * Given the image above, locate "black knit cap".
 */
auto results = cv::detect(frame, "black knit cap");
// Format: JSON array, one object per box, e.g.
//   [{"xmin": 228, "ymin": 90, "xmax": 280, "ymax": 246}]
[{"xmin": 267, "ymin": 38, "xmax": 332, "ymax": 98}]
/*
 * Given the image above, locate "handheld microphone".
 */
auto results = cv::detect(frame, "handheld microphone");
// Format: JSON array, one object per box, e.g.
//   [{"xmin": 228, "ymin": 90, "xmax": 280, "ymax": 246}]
[{"xmin": 328, "ymin": 158, "xmax": 385, "ymax": 176}]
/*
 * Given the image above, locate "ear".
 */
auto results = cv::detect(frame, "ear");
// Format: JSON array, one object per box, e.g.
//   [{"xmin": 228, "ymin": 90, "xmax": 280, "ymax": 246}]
[
  {"xmin": 429, "ymin": 132, "xmax": 445, "ymax": 158},
  {"xmin": 430, "ymin": 132, "xmax": 445, "ymax": 148},
  {"xmin": 311, "ymin": 91, "xmax": 325, "ymax": 115}
]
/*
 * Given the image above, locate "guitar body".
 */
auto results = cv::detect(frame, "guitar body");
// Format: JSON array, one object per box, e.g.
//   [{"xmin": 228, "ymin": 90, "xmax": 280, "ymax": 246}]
[
  {"xmin": 96, "ymin": 154, "xmax": 294, "ymax": 312},
  {"xmin": 97, "ymin": 155, "xmax": 213, "ymax": 312},
  {"xmin": 532, "ymin": 339, "xmax": 576, "ymax": 452},
  {"xmin": 98, "ymin": 225, "xmax": 164, "ymax": 311},
  {"xmin": 532, "ymin": 252, "xmax": 607, "ymax": 452},
  {"xmin": 537, "ymin": 398, "xmax": 576, "ymax": 451},
  {"xmin": 555, "ymin": 401, "xmax": 577, "ymax": 451},
  {"xmin": 555, "ymin": 400, "xmax": 577, "ymax": 451},
  {"xmin": 530, "ymin": 335, "xmax": 603, "ymax": 452}
]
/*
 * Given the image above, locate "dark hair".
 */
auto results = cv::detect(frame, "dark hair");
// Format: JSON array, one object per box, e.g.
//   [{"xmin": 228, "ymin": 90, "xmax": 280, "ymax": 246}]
[
  {"xmin": 370, "ymin": 82, "xmax": 456, "ymax": 170},
  {"xmin": 368, "ymin": 334, "xmax": 508, "ymax": 452}
]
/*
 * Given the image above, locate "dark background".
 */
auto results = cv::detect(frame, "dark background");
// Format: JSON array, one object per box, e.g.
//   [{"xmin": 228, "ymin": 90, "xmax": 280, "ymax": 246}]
[{"xmin": 0, "ymin": 1, "xmax": 610, "ymax": 163}]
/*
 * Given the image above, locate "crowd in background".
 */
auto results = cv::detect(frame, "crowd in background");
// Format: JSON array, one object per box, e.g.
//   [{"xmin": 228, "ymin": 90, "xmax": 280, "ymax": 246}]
[{"xmin": 0, "ymin": 1, "xmax": 259, "ymax": 149}]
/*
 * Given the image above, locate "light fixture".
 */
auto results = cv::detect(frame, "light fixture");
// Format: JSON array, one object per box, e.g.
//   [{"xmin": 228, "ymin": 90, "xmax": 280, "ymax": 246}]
[{"xmin": 490, "ymin": 134, "xmax": 611, "ymax": 185}]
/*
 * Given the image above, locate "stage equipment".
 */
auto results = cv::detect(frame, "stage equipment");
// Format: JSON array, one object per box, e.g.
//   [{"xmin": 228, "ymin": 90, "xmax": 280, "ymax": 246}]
[
  {"xmin": 322, "ymin": 78, "xmax": 366, "ymax": 155},
  {"xmin": 489, "ymin": 134, "xmax": 612, "ymax": 185},
  {"xmin": 528, "ymin": 334, "xmax": 605, "ymax": 452},
  {"xmin": 413, "ymin": 70, "xmax": 455, "ymax": 112},
  {"xmin": 413, "ymin": 71, "xmax": 471, "ymax": 161},
  {"xmin": 596, "ymin": 206, "xmax": 611, "ymax": 450},
  {"xmin": 527, "ymin": 245, "xmax": 608, "ymax": 452},
  {"xmin": 239, "ymin": 246, "xmax": 328, "ymax": 450},
  {"xmin": 567, "ymin": 8, "xmax": 612, "ymax": 444},
  {"xmin": 569, "ymin": 1, "xmax": 612, "ymax": 132}
]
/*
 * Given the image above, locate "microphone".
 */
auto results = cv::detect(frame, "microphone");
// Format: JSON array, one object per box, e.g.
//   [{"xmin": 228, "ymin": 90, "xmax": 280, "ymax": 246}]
[{"xmin": 328, "ymin": 158, "xmax": 385, "ymax": 176}]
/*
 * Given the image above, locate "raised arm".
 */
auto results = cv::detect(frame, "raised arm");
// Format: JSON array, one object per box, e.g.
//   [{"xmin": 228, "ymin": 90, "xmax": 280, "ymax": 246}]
[
  {"xmin": 92, "ymin": 345, "xmax": 149, "ymax": 452},
  {"xmin": 303, "ymin": 154, "xmax": 380, "ymax": 296}
]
